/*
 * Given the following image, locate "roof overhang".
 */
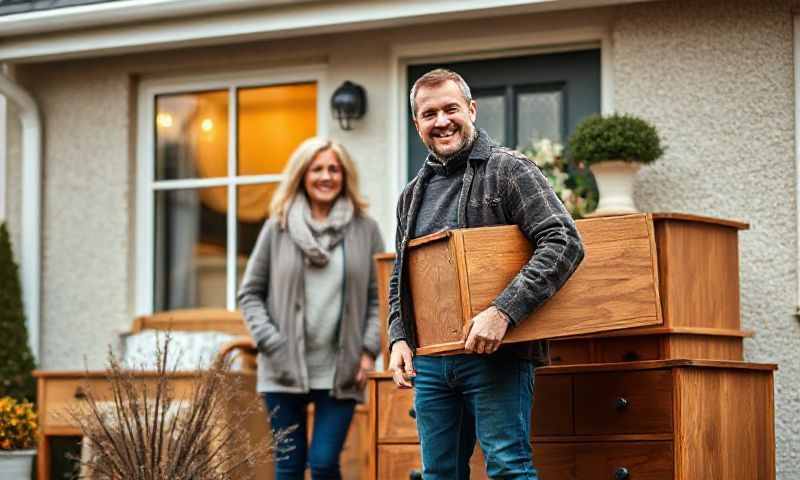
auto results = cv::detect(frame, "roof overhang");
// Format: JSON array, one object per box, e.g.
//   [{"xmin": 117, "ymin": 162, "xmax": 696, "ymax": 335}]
[{"xmin": 0, "ymin": 0, "xmax": 653, "ymax": 63}]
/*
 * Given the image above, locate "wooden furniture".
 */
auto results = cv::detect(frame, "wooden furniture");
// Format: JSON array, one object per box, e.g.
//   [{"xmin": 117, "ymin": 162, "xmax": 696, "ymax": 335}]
[
  {"xmin": 35, "ymin": 309, "xmax": 370, "ymax": 480},
  {"xmin": 407, "ymin": 213, "xmax": 665, "ymax": 355},
  {"xmin": 368, "ymin": 213, "xmax": 777, "ymax": 479},
  {"xmin": 532, "ymin": 360, "xmax": 776, "ymax": 480},
  {"xmin": 374, "ymin": 252, "xmax": 396, "ymax": 369},
  {"xmin": 549, "ymin": 213, "xmax": 752, "ymax": 364},
  {"xmin": 367, "ymin": 359, "xmax": 776, "ymax": 479}
]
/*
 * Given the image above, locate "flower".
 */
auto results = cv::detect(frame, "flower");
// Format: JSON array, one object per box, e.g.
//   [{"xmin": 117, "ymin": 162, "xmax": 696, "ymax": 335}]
[
  {"xmin": 0, "ymin": 397, "xmax": 37, "ymax": 450},
  {"xmin": 521, "ymin": 137, "xmax": 598, "ymax": 218}
]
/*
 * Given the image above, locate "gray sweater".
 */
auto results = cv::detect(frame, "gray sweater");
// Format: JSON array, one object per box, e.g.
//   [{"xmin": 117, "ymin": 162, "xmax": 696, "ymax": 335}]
[{"xmin": 238, "ymin": 215, "xmax": 384, "ymax": 401}]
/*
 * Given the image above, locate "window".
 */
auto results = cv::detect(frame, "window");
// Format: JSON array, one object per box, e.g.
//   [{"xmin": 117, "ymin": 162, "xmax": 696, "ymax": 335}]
[{"xmin": 137, "ymin": 68, "xmax": 327, "ymax": 314}]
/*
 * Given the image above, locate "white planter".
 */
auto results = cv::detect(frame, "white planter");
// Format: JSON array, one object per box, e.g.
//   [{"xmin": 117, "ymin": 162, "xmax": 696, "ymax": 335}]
[
  {"xmin": 588, "ymin": 160, "xmax": 641, "ymax": 216},
  {"xmin": 0, "ymin": 449, "xmax": 36, "ymax": 479}
]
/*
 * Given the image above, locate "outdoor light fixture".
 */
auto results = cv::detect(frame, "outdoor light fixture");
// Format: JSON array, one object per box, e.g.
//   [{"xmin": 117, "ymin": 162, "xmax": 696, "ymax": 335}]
[{"xmin": 331, "ymin": 81, "xmax": 366, "ymax": 130}]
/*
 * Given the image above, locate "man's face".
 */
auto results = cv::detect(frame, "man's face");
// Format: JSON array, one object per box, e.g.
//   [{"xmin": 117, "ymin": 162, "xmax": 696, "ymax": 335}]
[{"xmin": 413, "ymin": 80, "xmax": 477, "ymax": 160}]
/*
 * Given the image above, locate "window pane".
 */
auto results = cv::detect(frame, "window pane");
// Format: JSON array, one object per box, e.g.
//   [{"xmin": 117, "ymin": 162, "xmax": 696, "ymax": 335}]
[
  {"xmin": 236, "ymin": 183, "xmax": 278, "ymax": 287},
  {"xmin": 238, "ymin": 83, "xmax": 317, "ymax": 176},
  {"xmin": 517, "ymin": 91, "xmax": 563, "ymax": 148},
  {"xmin": 155, "ymin": 90, "xmax": 229, "ymax": 181},
  {"xmin": 154, "ymin": 186, "xmax": 227, "ymax": 311},
  {"xmin": 474, "ymin": 95, "xmax": 506, "ymax": 146}
]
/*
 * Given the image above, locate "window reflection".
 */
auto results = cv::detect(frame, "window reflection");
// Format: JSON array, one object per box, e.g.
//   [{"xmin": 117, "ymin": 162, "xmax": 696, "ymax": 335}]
[
  {"xmin": 154, "ymin": 187, "xmax": 227, "ymax": 310},
  {"xmin": 238, "ymin": 83, "xmax": 317, "ymax": 176},
  {"xmin": 155, "ymin": 90, "xmax": 229, "ymax": 181}
]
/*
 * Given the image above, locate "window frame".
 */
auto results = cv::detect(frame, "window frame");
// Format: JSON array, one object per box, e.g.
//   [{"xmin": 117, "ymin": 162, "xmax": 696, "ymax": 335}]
[{"xmin": 135, "ymin": 65, "xmax": 329, "ymax": 315}]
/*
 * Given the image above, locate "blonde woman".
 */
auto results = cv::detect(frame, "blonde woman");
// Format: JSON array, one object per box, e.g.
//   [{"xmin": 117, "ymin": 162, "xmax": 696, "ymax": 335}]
[{"xmin": 238, "ymin": 138, "xmax": 384, "ymax": 480}]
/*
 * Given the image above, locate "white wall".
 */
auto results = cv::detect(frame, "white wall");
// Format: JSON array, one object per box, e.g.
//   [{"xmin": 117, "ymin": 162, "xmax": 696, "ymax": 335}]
[{"xmin": 614, "ymin": 1, "xmax": 800, "ymax": 477}]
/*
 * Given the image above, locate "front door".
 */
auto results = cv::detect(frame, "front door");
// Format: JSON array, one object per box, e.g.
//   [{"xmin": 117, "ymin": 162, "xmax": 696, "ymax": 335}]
[{"xmin": 407, "ymin": 49, "xmax": 601, "ymax": 179}]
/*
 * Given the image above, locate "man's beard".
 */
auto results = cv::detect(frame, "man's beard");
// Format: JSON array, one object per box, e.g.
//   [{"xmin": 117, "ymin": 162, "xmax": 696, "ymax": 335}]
[{"xmin": 428, "ymin": 123, "xmax": 477, "ymax": 164}]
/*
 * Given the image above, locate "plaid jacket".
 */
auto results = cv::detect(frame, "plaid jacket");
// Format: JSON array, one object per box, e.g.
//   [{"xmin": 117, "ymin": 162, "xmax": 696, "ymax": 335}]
[{"xmin": 388, "ymin": 130, "xmax": 585, "ymax": 363}]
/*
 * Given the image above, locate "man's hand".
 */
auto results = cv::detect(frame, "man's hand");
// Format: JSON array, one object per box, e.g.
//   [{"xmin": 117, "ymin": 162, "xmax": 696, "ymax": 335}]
[
  {"xmin": 388, "ymin": 340, "xmax": 415, "ymax": 388},
  {"xmin": 464, "ymin": 306, "xmax": 510, "ymax": 354},
  {"xmin": 355, "ymin": 353, "xmax": 375, "ymax": 390}
]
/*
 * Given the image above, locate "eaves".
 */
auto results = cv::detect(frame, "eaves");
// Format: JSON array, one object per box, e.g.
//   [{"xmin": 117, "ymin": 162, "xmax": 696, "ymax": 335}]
[{"xmin": 0, "ymin": 0, "xmax": 655, "ymax": 63}]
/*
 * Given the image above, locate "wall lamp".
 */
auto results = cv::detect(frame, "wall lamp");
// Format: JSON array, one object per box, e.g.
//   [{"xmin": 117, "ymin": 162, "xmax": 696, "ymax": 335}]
[{"xmin": 331, "ymin": 81, "xmax": 367, "ymax": 131}]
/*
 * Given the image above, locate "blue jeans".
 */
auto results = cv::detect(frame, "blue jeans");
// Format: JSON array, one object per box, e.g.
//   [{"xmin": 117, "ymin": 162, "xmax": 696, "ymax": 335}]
[
  {"xmin": 263, "ymin": 390, "xmax": 356, "ymax": 480},
  {"xmin": 413, "ymin": 353, "xmax": 539, "ymax": 479}
]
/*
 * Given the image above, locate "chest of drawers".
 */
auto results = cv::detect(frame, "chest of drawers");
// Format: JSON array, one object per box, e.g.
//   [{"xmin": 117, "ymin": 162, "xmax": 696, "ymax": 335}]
[{"xmin": 368, "ymin": 359, "xmax": 776, "ymax": 479}]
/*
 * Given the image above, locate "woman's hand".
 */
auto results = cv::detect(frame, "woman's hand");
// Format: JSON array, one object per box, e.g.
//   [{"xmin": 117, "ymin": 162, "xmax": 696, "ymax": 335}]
[{"xmin": 356, "ymin": 353, "xmax": 375, "ymax": 389}]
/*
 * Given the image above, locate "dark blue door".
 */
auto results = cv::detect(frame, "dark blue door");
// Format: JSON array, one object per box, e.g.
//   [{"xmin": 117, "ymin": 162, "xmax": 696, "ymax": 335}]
[{"xmin": 407, "ymin": 49, "xmax": 601, "ymax": 179}]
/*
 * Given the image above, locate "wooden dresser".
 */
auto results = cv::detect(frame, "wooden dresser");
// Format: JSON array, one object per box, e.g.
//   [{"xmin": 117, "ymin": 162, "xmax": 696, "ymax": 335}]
[{"xmin": 367, "ymin": 213, "xmax": 778, "ymax": 479}]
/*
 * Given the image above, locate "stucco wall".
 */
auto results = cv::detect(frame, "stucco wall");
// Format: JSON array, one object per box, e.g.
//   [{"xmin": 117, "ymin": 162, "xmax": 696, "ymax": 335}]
[{"xmin": 614, "ymin": 0, "xmax": 800, "ymax": 476}]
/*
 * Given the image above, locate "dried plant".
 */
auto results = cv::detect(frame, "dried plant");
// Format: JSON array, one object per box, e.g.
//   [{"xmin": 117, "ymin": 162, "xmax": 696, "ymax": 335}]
[{"xmin": 66, "ymin": 335, "xmax": 289, "ymax": 480}]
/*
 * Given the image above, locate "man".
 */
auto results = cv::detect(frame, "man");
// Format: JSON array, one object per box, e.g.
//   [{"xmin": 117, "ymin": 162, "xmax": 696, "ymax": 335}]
[{"xmin": 387, "ymin": 68, "xmax": 585, "ymax": 479}]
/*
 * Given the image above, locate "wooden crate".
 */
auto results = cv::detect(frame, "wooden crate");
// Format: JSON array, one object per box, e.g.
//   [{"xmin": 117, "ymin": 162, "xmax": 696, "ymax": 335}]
[{"xmin": 407, "ymin": 213, "xmax": 664, "ymax": 355}]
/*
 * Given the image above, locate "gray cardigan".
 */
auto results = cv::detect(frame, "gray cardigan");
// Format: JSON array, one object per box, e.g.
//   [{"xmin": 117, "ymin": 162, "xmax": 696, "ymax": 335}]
[{"xmin": 237, "ymin": 214, "xmax": 384, "ymax": 402}]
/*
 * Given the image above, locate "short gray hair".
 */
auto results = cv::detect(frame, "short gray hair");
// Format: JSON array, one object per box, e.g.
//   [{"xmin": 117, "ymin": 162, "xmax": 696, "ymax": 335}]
[{"xmin": 409, "ymin": 68, "xmax": 472, "ymax": 118}]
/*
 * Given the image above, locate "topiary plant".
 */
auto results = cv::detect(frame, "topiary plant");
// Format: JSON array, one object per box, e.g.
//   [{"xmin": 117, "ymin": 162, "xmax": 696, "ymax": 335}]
[
  {"xmin": 0, "ymin": 222, "xmax": 37, "ymax": 402},
  {"xmin": 568, "ymin": 113, "xmax": 664, "ymax": 165}
]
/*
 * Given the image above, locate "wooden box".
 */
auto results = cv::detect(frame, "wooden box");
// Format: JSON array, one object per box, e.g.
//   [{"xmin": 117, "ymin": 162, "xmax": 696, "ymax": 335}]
[{"xmin": 407, "ymin": 213, "xmax": 664, "ymax": 355}]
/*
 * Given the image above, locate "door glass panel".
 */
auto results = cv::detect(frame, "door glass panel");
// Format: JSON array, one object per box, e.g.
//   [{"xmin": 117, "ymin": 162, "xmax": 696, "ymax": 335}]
[
  {"xmin": 516, "ymin": 90, "xmax": 563, "ymax": 148},
  {"xmin": 155, "ymin": 91, "xmax": 229, "ymax": 181},
  {"xmin": 154, "ymin": 186, "xmax": 227, "ymax": 310},
  {"xmin": 474, "ymin": 95, "xmax": 505, "ymax": 145},
  {"xmin": 238, "ymin": 83, "xmax": 317, "ymax": 176}
]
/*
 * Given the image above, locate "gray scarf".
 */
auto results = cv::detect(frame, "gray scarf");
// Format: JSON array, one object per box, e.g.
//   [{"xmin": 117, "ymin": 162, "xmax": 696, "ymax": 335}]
[{"xmin": 287, "ymin": 193, "xmax": 354, "ymax": 267}]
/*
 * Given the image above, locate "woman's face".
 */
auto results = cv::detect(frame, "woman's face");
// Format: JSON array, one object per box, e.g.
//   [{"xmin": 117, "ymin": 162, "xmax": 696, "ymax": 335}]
[{"xmin": 304, "ymin": 149, "xmax": 344, "ymax": 210}]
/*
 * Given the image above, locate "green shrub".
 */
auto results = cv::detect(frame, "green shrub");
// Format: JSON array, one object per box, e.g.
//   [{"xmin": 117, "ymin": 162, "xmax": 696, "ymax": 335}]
[
  {"xmin": 568, "ymin": 113, "xmax": 664, "ymax": 165},
  {"xmin": 0, "ymin": 222, "xmax": 37, "ymax": 402}
]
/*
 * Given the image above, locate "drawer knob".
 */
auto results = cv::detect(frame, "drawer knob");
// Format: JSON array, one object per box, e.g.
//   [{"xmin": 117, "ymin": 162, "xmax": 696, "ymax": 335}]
[
  {"xmin": 622, "ymin": 351, "xmax": 640, "ymax": 362},
  {"xmin": 409, "ymin": 469, "xmax": 423, "ymax": 480},
  {"xmin": 408, "ymin": 407, "xmax": 416, "ymax": 419},
  {"xmin": 615, "ymin": 397, "xmax": 629, "ymax": 410},
  {"xmin": 74, "ymin": 386, "xmax": 88, "ymax": 400},
  {"xmin": 615, "ymin": 467, "xmax": 630, "ymax": 480}
]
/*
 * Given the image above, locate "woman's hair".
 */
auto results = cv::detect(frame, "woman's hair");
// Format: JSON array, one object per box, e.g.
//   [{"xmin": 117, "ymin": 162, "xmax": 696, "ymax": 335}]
[{"xmin": 269, "ymin": 137, "xmax": 368, "ymax": 226}]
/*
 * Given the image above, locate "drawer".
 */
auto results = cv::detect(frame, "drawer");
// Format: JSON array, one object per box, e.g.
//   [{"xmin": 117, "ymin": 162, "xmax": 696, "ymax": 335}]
[
  {"xmin": 533, "ymin": 441, "xmax": 673, "ymax": 480},
  {"xmin": 549, "ymin": 337, "xmax": 661, "ymax": 365},
  {"xmin": 532, "ymin": 374, "xmax": 573, "ymax": 436},
  {"xmin": 40, "ymin": 375, "xmax": 207, "ymax": 431},
  {"xmin": 574, "ymin": 370, "xmax": 673, "ymax": 435},
  {"xmin": 377, "ymin": 380, "xmax": 418, "ymax": 442},
  {"xmin": 378, "ymin": 445, "xmax": 487, "ymax": 479},
  {"xmin": 549, "ymin": 340, "xmax": 591, "ymax": 365},
  {"xmin": 593, "ymin": 336, "xmax": 661, "ymax": 363}
]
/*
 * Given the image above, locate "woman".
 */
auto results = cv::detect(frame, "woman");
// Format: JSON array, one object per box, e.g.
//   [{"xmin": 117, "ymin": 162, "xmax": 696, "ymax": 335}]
[{"xmin": 238, "ymin": 138, "xmax": 384, "ymax": 480}]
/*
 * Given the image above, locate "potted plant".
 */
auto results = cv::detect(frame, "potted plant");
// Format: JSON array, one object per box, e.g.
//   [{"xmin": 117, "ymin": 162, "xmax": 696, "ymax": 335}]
[
  {"xmin": 0, "ymin": 396, "xmax": 38, "ymax": 479},
  {"xmin": 568, "ymin": 113, "xmax": 664, "ymax": 216}
]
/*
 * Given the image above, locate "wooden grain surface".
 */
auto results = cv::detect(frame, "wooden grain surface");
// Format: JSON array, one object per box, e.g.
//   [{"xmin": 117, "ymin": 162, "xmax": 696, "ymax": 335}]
[
  {"xmin": 377, "ymin": 380, "xmax": 418, "ymax": 443},
  {"xmin": 532, "ymin": 375, "xmax": 573, "ymax": 436},
  {"xmin": 655, "ymin": 219, "xmax": 741, "ymax": 330},
  {"xmin": 533, "ymin": 441, "xmax": 674, "ymax": 480},
  {"xmin": 374, "ymin": 253, "xmax": 396, "ymax": 368},
  {"xmin": 130, "ymin": 308, "xmax": 248, "ymax": 335},
  {"xmin": 462, "ymin": 215, "xmax": 661, "ymax": 345},
  {"xmin": 573, "ymin": 370, "xmax": 673, "ymax": 435},
  {"xmin": 536, "ymin": 359, "xmax": 777, "ymax": 375},
  {"xmin": 407, "ymin": 238, "xmax": 465, "ymax": 347},
  {"xmin": 651, "ymin": 212, "xmax": 749, "ymax": 230},
  {"xmin": 674, "ymin": 368, "xmax": 775, "ymax": 480},
  {"xmin": 665, "ymin": 334, "xmax": 743, "ymax": 361}
]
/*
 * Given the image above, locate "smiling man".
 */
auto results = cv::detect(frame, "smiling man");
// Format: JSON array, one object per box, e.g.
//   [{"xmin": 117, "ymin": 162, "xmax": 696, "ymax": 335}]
[{"xmin": 387, "ymin": 69, "xmax": 585, "ymax": 479}]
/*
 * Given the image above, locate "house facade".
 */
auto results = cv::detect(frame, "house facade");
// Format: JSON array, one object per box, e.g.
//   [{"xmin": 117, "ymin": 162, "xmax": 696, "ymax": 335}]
[{"xmin": 1, "ymin": 0, "xmax": 799, "ymax": 476}]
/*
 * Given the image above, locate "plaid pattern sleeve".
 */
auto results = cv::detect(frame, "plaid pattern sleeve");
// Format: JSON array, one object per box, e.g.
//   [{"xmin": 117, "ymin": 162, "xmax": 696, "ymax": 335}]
[{"xmin": 491, "ymin": 155, "xmax": 585, "ymax": 326}]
